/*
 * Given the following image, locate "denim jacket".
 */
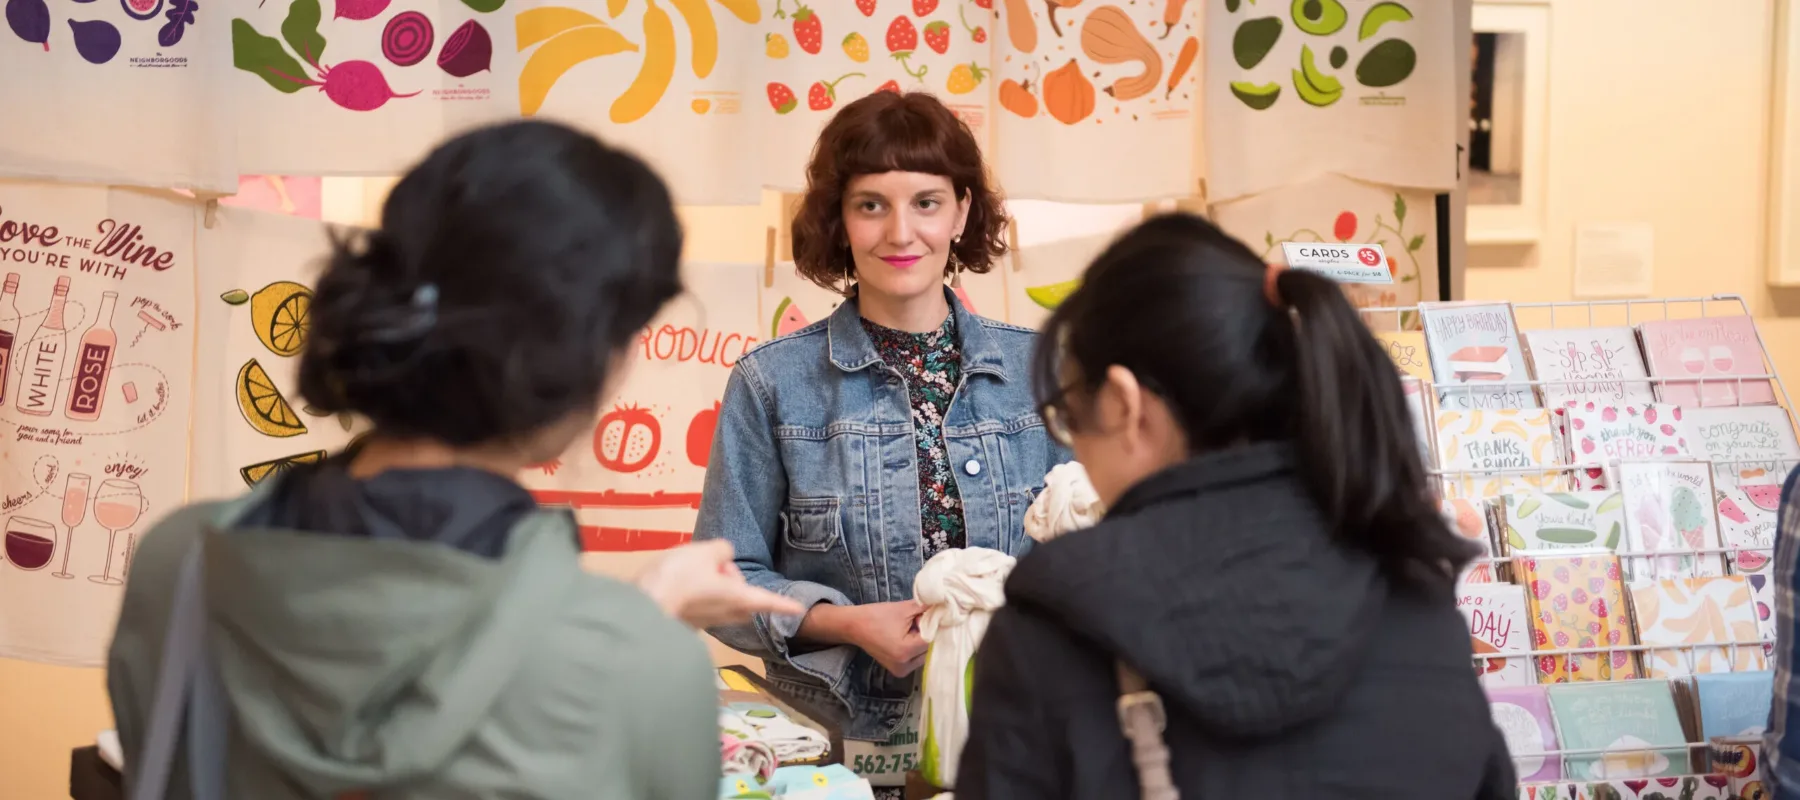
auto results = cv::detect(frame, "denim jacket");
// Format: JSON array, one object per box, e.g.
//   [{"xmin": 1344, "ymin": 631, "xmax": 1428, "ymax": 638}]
[{"xmin": 695, "ymin": 288, "xmax": 1067, "ymax": 741}]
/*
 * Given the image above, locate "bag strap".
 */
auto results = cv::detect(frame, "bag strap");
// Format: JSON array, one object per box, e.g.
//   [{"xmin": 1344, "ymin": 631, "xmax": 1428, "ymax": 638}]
[
  {"xmin": 129, "ymin": 499, "xmax": 255, "ymax": 800},
  {"xmin": 1115, "ymin": 661, "xmax": 1179, "ymax": 800}
]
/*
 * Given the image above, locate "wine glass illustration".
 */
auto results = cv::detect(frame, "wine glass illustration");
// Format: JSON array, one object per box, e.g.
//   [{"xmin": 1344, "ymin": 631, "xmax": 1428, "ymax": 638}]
[
  {"xmin": 54, "ymin": 473, "xmax": 90, "ymax": 579},
  {"xmin": 1709, "ymin": 345, "xmax": 1735, "ymax": 373},
  {"xmin": 4, "ymin": 516, "xmax": 57, "ymax": 571},
  {"xmin": 1680, "ymin": 347, "xmax": 1706, "ymax": 374},
  {"xmin": 88, "ymin": 479, "xmax": 144, "ymax": 586}
]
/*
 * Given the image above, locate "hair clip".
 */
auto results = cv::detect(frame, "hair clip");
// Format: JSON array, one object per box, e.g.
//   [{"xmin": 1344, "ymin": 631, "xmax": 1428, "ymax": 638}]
[{"xmin": 366, "ymin": 283, "xmax": 439, "ymax": 344}]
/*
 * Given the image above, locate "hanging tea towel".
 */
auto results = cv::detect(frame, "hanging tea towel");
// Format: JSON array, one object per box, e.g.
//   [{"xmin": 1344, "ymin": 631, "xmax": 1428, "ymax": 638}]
[
  {"xmin": 914, "ymin": 547, "xmax": 1016, "ymax": 789},
  {"xmin": 1024, "ymin": 462, "xmax": 1104, "ymax": 543}
]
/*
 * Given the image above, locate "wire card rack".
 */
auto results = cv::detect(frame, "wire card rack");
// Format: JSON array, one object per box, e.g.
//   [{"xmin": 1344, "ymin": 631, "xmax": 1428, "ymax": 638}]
[{"xmin": 1360, "ymin": 296, "xmax": 1798, "ymax": 779}]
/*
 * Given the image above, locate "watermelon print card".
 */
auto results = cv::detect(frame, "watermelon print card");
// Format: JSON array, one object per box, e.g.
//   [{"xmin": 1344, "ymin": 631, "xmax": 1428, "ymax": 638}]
[
  {"xmin": 1437, "ymin": 409, "xmax": 1569, "ymax": 499},
  {"xmin": 1547, "ymin": 681, "xmax": 1690, "ymax": 781},
  {"xmin": 1685, "ymin": 406, "xmax": 1800, "ymax": 488},
  {"xmin": 1459, "ymin": 583, "xmax": 1532, "ymax": 687},
  {"xmin": 1560, "ymin": 403, "xmax": 1697, "ymax": 490},
  {"xmin": 1519, "ymin": 552, "xmax": 1638, "ymax": 682},
  {"xmin": 1716, "ymin": 486, "xmax": 1780, "ymax": 574},
  {"xmin": 1617, "ymin": 461, "xmax": 1727, "ymax": 580},
  {"xmin": 1491, "ymin": 686, "xmax": 1561, "ymax": 783},
  {"xmin": 1499, "ymin": 491, "xmax": 1626, "ymax": 554},
  {"xmin": 1638, "ymin": 316, "xmax": 1778, "ymax": 408},
  {"xmin": 1524, "ymin": 328, "xmax": 1657, "ymax": 409},
  {"xmin": 1421, "ymin": 302, "xmax": 1541, "ymax": 410},
  {"xmin": 1377, "ymin": 330, "xmax": 1436, "ymax": 382},
  {"xmin": 1626, "ymin": 576, "xmax": 1765, "ymax": 678}
]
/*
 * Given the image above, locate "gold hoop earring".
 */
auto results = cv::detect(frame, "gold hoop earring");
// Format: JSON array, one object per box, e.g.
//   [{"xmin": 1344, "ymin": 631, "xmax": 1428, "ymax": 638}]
[{"xmin": 948, "ymin": 238, "xmax": 962, "ymax": 288}]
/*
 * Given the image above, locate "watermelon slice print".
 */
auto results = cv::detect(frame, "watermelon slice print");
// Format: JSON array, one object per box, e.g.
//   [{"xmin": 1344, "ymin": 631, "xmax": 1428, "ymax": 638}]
[
  {"xmin": 1745, "ymin": 483, "xmax": 1783, "ymax": 513},
  {"xmin": 771, "ymin": 297, "xmax": 809, "ymax": 339}
]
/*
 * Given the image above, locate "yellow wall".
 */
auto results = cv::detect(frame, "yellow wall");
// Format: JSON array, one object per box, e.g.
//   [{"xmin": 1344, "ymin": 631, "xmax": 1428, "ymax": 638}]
[
  {"xmin": 10, "ymin": 3, "xmax": 1800, "ymax": 795},
  {"xmin": 1465, "ymin": 0, "xmax": 1800, "ymax": 389}
]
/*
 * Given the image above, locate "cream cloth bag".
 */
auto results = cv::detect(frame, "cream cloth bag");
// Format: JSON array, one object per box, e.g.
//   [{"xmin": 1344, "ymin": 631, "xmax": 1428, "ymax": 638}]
[
  {"xmin": 914, "ymin": 547, "xmax": 1015, "ymax": 789},
  {"xmin": 1023, "ymin": 462, "xmax": 1104, "ymax": 543}
]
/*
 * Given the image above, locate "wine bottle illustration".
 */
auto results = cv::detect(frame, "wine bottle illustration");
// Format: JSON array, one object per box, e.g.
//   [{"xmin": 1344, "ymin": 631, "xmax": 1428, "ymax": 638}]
[
  {"xmin": 66, "ymin": 291, "xmax": 117, "ymax": 422},
  {"xmin": 0, "ymin": 273, "xmax": 20, "ymax": 407},
  {"xmin": 17, "ymin": 276, "xmax": 71, "ymax": 417}
]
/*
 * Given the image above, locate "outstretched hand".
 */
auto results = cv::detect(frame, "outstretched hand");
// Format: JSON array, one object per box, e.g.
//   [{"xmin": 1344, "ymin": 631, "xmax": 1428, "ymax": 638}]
[{"xmin": 635, "ymin": 540, "xmax": 805, "ymax": 629}]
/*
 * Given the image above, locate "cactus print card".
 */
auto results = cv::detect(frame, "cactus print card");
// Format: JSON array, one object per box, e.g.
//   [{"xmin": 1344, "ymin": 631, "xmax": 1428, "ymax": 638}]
[
  {"xmin": 1519, "ymin": 553, "xmax": 1638, "ymax": 683},
  {"xmin": 1627, "ymin": 576, "xmax": 1765, "ymax": 678},
  {"xmin": 1437, "ymin": 409, "xmax": 1569, "ymax": 499},
  {"xmin": 1617, "ymin": 461, "xmax": 1726, "ymax": 580},
  {"xmin": 1499, "ymin": 491, "xmax": 1626, "ymax": 555}
]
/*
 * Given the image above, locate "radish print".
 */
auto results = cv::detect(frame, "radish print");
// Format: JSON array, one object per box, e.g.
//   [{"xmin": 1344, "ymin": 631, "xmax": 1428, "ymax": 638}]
[{"xmin": 320, "ymin": 60, "xmax": 419, "ymax": 110}]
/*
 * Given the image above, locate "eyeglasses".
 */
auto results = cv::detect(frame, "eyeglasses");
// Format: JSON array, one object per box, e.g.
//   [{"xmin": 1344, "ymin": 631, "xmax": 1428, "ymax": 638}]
[
  {"xmin": 1043, "ymin": 403, "xmax": 1073, "ymax": 447},
  {"xmin": 1038, "ymin": 368, "xmax": 1167, "ymax": 449}
]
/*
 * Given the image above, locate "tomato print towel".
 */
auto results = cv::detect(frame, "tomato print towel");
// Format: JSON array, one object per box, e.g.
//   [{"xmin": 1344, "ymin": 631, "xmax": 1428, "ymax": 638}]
[
  {"xmin": 1626, "ymin": 576, "xmax": 1765, "ymax": 678},
  {"xmin": 1519, "ymin": 554, "xmax": 1637, "ymax": 683}
]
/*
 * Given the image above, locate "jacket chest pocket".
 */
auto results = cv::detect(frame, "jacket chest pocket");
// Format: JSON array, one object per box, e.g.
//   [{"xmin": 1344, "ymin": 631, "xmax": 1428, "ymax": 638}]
[{"xmin": 781, "ymin": 497, "xmax": 842, "ymax": 553}]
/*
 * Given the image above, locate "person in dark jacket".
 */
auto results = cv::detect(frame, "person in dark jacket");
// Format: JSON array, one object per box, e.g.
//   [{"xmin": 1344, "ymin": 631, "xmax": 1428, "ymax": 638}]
[{"xmin": 955, "ymin": 214, "xmax": 1518, "ymax": 799}]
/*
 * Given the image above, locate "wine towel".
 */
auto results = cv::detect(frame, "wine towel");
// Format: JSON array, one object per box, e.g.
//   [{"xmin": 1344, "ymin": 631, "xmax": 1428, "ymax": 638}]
[{"xmin": 914, "ymin": 547, "xmax": 1016, "ymax": 789}]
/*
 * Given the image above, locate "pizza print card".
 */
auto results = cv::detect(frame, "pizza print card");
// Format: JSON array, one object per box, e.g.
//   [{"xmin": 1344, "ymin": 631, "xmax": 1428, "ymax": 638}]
[
  {"xmin": 1559, "ymin": 403, "xmax": 1696, "ymax": 490},
  {"xmin": 1420, "ymin": 302, "xmax": 1540, "ymax": 410},
  {"xmin": 1684, "ymin": 406, "xmax": 1800, "ymax": 488},
  {"xmin": 1498, "ymin": 490, "xmax": 1626, "ymax": 555},
  {"xmin": 1458, "ymin": 583, "xmax": 1532, "ymax": 687},
  {"xmin": 1523, "ymin": 327, "xmax": 1656, "ymax": 409},
  {"xmin": 1618, "ymin": 461, "xmax": 1726, "ymax": 580},
  {"xmin": 1638, "ymin": 316, "xmax": 1778, "ymax": 408},
  {"xmin": 1715, "ymin": 486, "xmax": 1781, "ymax": 574},
  {"xmin": 1436, "ymin": 409, "xmax": 1569, "ymax": 499},
  {"xmin": 1626, "ymin": 576, "xmax": 1765, "ymax": 678},
  {"xmin": 1518, "ymin": 553, "xmax": 1637, "ymax": 683}
]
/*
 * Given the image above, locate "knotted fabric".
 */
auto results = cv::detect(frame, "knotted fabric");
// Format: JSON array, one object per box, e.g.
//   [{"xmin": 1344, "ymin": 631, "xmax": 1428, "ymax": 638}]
[{"xmin": 913, "ymin": 547, "xmax": 1015, "ymax": 789}]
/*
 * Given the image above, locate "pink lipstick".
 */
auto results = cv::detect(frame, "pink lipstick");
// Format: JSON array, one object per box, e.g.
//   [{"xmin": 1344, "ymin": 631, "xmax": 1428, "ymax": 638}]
[{"xmin": 880, "ymin": 255, "xmax": 922, "ymax": 268}]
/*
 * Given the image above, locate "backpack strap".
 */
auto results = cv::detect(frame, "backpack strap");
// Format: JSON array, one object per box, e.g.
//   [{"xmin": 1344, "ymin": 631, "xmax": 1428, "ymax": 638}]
[
  {"xmin": 1115, "ymin": 661, "xmax": 1179, "ymax": 800},
  {"xmin": 127, "ymin": 495, "xmax": 261, "ymax": 800}
]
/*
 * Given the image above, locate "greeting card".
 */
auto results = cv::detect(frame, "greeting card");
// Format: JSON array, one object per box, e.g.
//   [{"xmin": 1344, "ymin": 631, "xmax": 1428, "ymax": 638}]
[
  {"xmin": 1524, "ymin": 328, "xmax": 1656, "ymax": 409},
  {"xmin": 1618, "ymin": 461, "xmax": 1727, "ymax": 579},
  {"xmin": 1518, "ymin": 553, "xmax": 1638, "ymax": 682},
  {"xmin": 1685, "ymin": 406, "xmax": 1800, "ymax": 488},
  {"xmin": 1716, "ymin": 486, "xmax": 1780, "ymax": 574},
  {"xmin": 1403, "ymin": 377, "xmax": 1437, "ymax": 469},
  {"xmin": 1491, "ymin": 686, "xmax": 1562, "ymax": 783},
  {"xmin": 1560, "ymin": 403, "xmax": 1697, "ymax": 490},
  {"xmin": 1499, "ymin": 491, "xmax": 1626, "ymax": 554},
  {"xmin": 1377, "ymin": 330, "xmax": 1436, "ymax": 382},
  {"xmin": 1547, "ymin": 681, "xmax": 1690, "ymax": 781},
  {"xmin": 1461, "ymin": 583, "xmax": 1532, "ymax": 687},
  {"xmin": 1747, "ymin": 575, "xmax": 1777, "ymax": 660},
  {"xmin": 1421, "ymin": 302, "xmax": 1540, "ymax": 410},
  {"xmin": 1541, "ymin": 776, "xmax": 1731, "ymax": 800},
  {"xmin": 1437, "ymin": 409, "xmax": 1568, "ymax": 498},
  {"xmin": 1627, "ymin": 576, "xmax": 1765, "ymax": 677},
  {"xmin": 1445, "ymin": 496, "xmax": 1499, "ymax": 583},
  {"xmin": 1638, "ymin": 316, "xmax": 1778, "ymax": 408},
  {"xmin": 1691, "ymin": 671, "xmax": 1773, "ymax": 740}
]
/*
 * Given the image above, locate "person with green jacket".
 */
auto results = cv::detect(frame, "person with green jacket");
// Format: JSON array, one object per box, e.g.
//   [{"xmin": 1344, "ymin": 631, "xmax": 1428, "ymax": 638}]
[{"xmin": 106, "ymin": 120, "xmax": 799, "ymax": 800}]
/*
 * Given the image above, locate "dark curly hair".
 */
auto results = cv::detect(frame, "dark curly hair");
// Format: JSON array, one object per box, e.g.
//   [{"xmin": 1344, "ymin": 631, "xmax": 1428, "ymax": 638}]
[
  {"xmin": 297, "ymin": 120, "xmax": 683, "ymax": 447},
  {"xmin": 790, "ymin": 91, "xmax": 1009, "ymax": 294}
]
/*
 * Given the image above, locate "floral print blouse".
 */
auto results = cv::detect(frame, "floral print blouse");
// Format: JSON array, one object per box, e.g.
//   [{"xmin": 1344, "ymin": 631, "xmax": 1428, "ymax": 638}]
[{"xmin": 862, "ymin": 314, "xmax": 966, "ymax": 560}]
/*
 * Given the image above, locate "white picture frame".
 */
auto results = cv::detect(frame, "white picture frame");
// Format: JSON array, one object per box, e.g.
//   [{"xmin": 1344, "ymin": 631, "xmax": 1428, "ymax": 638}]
[{"xmin": 1468, "ymin": 2, "xmax": 1551, "ymax": 246}]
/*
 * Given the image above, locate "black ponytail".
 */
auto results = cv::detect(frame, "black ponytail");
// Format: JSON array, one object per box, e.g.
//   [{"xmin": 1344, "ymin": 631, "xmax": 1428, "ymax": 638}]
[
  {"xmin": 1035, "ymin": 213, "xmax": 1473, "ymax": 591},
  {"xmin": 1274, "ymin": 269, "xmax": 1475, "ymax": 585}
]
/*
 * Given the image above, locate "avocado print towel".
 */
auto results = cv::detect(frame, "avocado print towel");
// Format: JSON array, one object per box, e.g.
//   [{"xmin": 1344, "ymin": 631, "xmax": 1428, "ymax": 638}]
[
  {"xmin": 1627, "ymin": 576, "xmax": 1765, "ymax": 678},
  {"xmin": 1204, "ymin": 0, "xmax": 1456, "ymax": 202}
]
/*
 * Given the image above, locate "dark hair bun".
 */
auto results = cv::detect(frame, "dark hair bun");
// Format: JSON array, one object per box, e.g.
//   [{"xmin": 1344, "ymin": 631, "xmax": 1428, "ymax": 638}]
[{"xmin": 298, "ymin": 120, "xmax": 683, "ymax": 447}]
